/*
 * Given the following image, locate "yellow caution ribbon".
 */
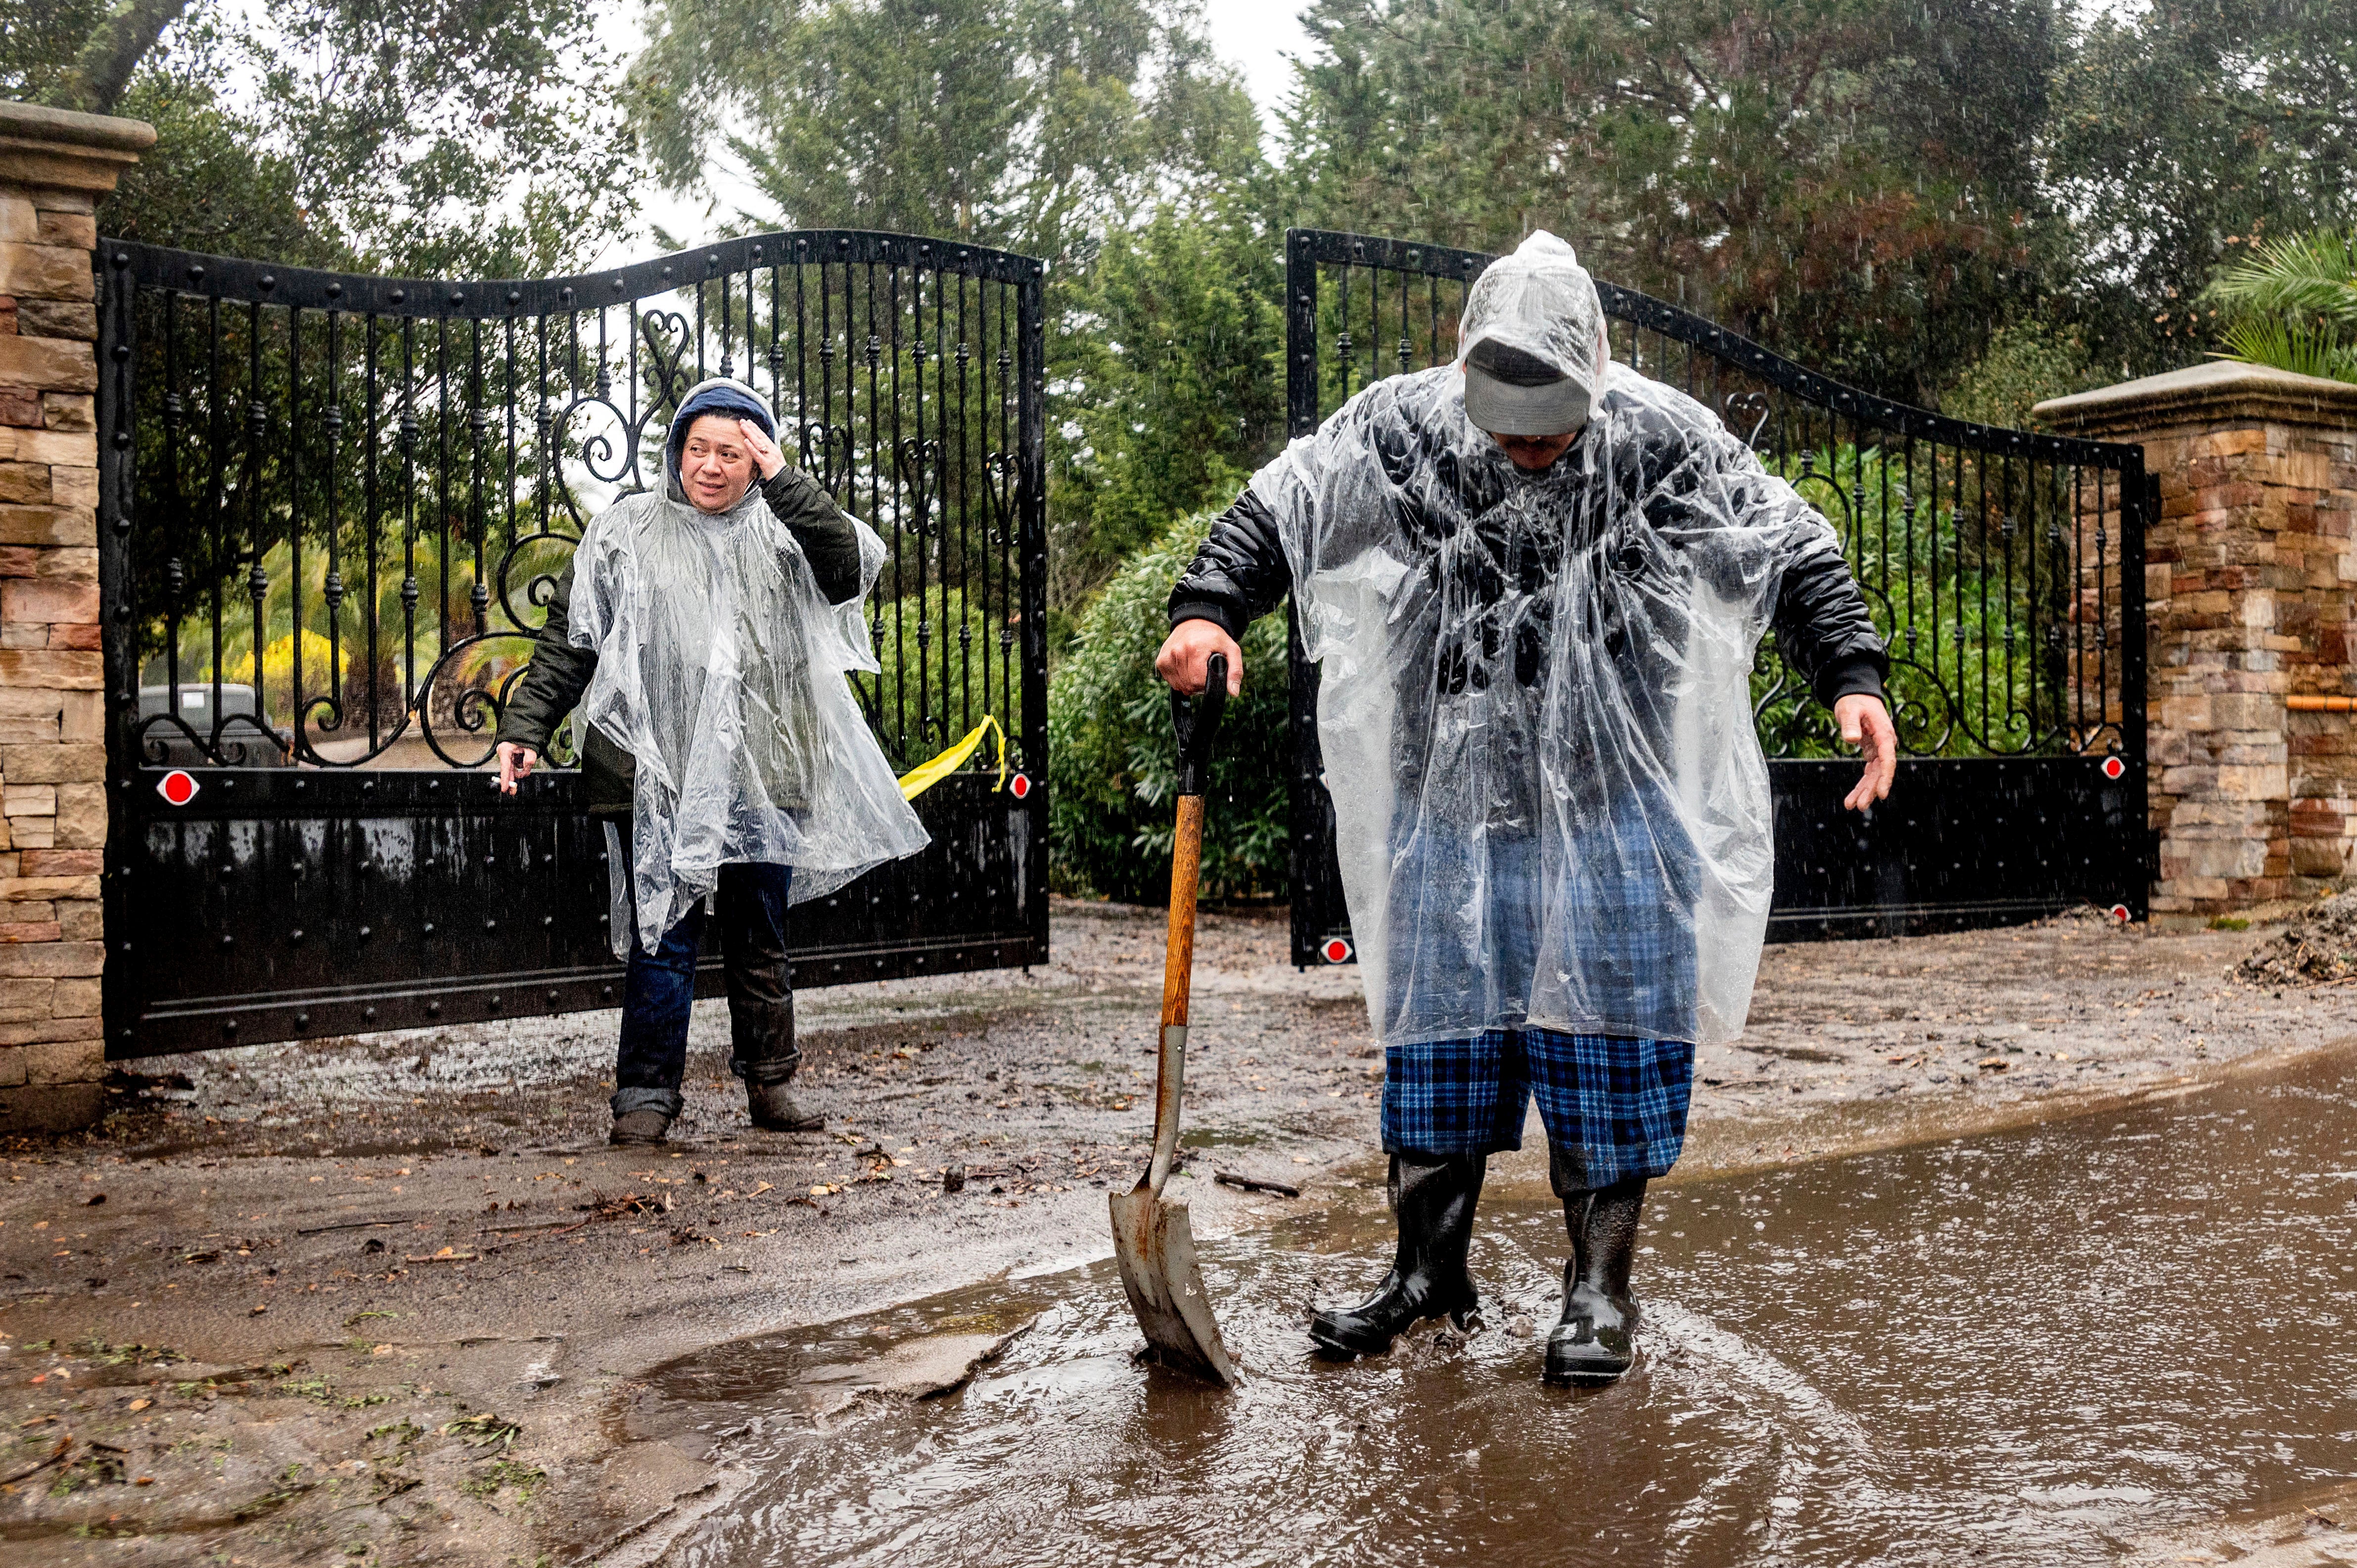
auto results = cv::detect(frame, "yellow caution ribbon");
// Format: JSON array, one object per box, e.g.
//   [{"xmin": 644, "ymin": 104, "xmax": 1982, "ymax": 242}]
[{"xmin": 896, "ymin": 713, "xmax": 1010, "ymax": 801}]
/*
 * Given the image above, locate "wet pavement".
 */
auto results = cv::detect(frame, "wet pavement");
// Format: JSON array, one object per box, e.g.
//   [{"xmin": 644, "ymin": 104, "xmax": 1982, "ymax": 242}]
[
  {"xmin": 631, "ymin": 1049, "xmax": 2357, "ymax": 1567},
  {"xmin": 3, "ymin": 900, "xmax": 2354, "ymax": 1563}
]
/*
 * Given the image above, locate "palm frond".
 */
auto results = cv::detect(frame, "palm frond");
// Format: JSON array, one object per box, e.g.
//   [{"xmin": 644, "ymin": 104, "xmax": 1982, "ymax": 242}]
[
  {"xmin": 2214, "ymin": 313, "xmax": 2357, "ymax": 384},
  {"xmin": 2203, "ymin": 230, "xmax": 2357, "ymax": 326}
]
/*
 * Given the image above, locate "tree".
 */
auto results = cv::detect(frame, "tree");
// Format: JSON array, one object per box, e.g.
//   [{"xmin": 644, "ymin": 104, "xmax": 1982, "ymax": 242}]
[
  {"xmin": 628, "ymin": 0, "xmax": 1262, "ymax": 264},
  {"xmin": 1279, "ymin": 0, "xmax": 2063, "ymax": 401},
  {"xmin": 631, "ymin": 0, "xmax": 1276, "ymax": 617},
  {"xmin": 2044, "ymin": 0, "xmax": 2357, "ymax": 377},
  {"xmin": 3, "ymin": 0, "xmax": 638, "ymax": 276},
  {"xmin": 1050, "ymin": 190, "xmax": 1286, "ymax": 601}
]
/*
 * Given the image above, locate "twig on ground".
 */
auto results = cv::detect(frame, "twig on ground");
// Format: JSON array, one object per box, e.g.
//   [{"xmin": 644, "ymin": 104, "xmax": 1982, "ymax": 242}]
[
  {"xmin": 0, "ymin": 1433, "xmax": 71, "ymax": 1486},
  {"xmin": 1214, "ymin": 1171, "xmax": 1301, "ymax": 1198}
]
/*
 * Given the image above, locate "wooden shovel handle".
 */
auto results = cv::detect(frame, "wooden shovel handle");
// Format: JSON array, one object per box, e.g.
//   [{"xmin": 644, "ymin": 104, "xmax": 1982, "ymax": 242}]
[{"xmin": 1161, "ymin": 794, "xmax": 1204, "ymax": 1029}]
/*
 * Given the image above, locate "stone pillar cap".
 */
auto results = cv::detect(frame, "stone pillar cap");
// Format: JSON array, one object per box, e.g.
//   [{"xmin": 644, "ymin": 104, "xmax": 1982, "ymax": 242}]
[
  {"xmin": 2034, "ymin": 359, "xmax": 2357, "ymax": 438},
  {"xmin": 0, "ymin": 97, "xmax": 157, "ymax": 195}
]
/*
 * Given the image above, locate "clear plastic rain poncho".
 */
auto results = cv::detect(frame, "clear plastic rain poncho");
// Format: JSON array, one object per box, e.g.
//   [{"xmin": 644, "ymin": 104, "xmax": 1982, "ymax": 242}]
[
  {"xmin": 571, "ymin": 380, "xmax": 929, "ymax": 958},
  {"xmin": 1257, "ymin": 233, "xmax": 1852, "ymax": 1047}
]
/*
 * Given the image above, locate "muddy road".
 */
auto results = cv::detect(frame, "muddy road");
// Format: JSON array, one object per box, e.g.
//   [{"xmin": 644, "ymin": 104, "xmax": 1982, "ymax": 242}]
[{"xmin": 0, "ymin": 899, "xmax": 2348, "ymax": 1564}]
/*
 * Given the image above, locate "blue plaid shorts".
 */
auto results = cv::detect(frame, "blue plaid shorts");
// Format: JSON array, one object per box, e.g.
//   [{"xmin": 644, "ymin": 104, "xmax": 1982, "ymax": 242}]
[{"xmin": 1381, "ymin": 1029, "xmax": 1695, "ymax": 1185}]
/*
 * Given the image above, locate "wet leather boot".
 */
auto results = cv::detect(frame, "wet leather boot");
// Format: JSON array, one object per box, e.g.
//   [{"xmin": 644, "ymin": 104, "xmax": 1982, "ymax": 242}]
[
  {"xmin": 1309, "ymin": 1152, "xmax": 1486, "ymax": 1358},
  {"xmin": 1545, "ymin": 1170, "xmax": 1647, "ymax": 1386},
  {"xmin": 735, "ymin": 994, "xmax": 821, "ymax": 1132},
  {"xmin": 609, "ymin": 1108, "xmax": 672, "ymax": 1146}
]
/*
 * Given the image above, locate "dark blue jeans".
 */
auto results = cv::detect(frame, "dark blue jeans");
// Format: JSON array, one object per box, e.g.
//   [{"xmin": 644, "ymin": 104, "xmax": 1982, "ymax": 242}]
[{"xmin": 613, "ymin": 857, "xmax": 795, "ymax": 1120}]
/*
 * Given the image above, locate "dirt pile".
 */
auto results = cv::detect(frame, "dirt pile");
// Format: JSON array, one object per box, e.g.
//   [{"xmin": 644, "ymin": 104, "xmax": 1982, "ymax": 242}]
[{"xmin": 2235, "ymin": 892, "xmax": 2357, "ymax": 986}]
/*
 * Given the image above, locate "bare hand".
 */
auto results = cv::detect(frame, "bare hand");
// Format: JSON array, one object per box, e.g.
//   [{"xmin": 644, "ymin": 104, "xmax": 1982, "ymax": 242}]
[
  {"xmin": 1155, "ymin": 618, "xmax": 1244, "ymax": 696},
  {"xmin": 1836, "ymin": 693, "xmax": 1896, "ymax": 812},
  {"xmin": 496, "ymin": 740, "xmax": 538, "ymax": 795},
  {"xmin": 737, "ymin": 418, "xmax": 786, "ymax": 480}
]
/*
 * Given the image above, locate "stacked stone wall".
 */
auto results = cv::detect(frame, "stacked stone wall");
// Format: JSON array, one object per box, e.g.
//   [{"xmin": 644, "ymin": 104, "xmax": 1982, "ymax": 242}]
[
  {"xmin": 0, "ymin": 103, "xmax": 152, "ymax": 1129},
  {"xmin": 2040, "ymin": 363, "xmax": 2357, "ymax": 923}
]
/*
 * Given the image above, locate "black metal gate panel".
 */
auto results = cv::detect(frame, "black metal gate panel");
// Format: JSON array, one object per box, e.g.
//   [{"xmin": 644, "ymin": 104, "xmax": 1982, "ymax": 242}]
[
  {"xmin": 96, "ymin": 231, "xmax": 1049, "ymax": 1058},
  {"xmin": 1282, "ymin": 230, "xmax": 2153, "ymax": 968}
]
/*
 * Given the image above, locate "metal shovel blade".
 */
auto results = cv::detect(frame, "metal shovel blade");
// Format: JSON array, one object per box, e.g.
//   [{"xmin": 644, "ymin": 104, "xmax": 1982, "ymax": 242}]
[{"xmin": 1110, "ymin": 1183, "xmax": 1237, "ymax": 1387}]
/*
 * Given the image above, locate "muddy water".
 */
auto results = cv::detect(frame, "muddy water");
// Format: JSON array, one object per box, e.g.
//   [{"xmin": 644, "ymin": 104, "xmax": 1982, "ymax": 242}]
[{"xmin": 641, "ymin": 1057, "xmax": 2357, "ymax": 1565}]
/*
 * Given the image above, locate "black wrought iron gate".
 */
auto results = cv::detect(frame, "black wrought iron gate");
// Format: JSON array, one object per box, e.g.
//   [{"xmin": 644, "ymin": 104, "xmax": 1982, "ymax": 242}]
[
  {"xmin": 96, "ymin": 231, "xmax": 1049, "ymax": 1058},
  {"xmin": 1282, "ymin": 230, "xmax": 2154, "ymax": 968}
]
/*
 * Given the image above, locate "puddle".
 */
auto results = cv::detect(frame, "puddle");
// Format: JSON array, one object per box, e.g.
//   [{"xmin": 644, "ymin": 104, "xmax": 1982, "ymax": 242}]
[
  {"xmin": 642, "ymin": 1054, "xmax": 2357, "ymax": 1565},
  {"xmin": 1180, "ymin": 1127, "xmax": 1269, "ymax": 1149}
]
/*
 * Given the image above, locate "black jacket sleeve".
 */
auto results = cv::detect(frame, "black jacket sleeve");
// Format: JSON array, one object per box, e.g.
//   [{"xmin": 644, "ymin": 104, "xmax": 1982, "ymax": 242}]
[
  {"xmin": 495, "ymin": 557, "xmax": 597, "ymax": 753},
  {"xmin": 1769, "ymin": 550, "xmax": 1889, "ymax": 709},
  {"xmin": 764, "ymin": 467, "xmax": 864, "ymax": 606},
  {"xmin": 1168, "ymin": 464, "xmax": 1889, "ymax": 713},
  {"xmin": 1168, "ymin": 489, "xmax": 1293, "ymax": 638}
]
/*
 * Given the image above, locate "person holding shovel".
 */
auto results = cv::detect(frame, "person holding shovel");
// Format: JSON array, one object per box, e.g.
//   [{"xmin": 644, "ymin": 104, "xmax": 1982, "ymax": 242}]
[
  {"xmin": 1155, "ymin": 233, "xmax": 1896, "ymax": 1384},
  {"xmin": 495, "ymin": 379, "xmax": 928, "ymax": 1146}
]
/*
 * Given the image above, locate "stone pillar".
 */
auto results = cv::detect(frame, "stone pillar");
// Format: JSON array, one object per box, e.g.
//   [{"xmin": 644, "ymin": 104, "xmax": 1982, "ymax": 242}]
[
  {"xmin": 2037, "ymin": 361, "xmax": 2357, "ymax": 923},
  {"xmin": 0, "ymin": 102, "xmax": 153, "ymax": 1130}
]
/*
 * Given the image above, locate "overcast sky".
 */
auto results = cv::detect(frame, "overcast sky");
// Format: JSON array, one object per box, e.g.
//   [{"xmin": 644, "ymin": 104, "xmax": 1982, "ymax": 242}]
[{"xmin": 603, "ymin": 0, "xmax": 1314, "ymax": 257}]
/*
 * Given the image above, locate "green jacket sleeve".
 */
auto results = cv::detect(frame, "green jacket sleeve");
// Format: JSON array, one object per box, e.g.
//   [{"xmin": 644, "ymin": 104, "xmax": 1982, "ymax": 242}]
[
  {"xmin": 762, "ymin": 467, "xmax": 865, "ymax": 606},
  {"xmin": 494, "ymin": 557, "xmax": 598, "ymax": 753}
]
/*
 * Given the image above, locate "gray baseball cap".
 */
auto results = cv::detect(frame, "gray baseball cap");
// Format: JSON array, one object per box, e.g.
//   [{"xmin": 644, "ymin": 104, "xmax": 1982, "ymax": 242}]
[
  {"xmin": 1462, "ymin": 338, "xmax": 1591, "ymax": 436},
  {"xmin": 1455, "ymin": 231, "xmax": 1604, "ymax": 437}
]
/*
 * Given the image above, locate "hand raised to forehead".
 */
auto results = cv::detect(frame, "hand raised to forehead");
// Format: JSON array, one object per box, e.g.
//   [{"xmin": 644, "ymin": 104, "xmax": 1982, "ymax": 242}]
[{"xmin": 737, "ymin": 417, "xmax": 787, "ymax": 480}]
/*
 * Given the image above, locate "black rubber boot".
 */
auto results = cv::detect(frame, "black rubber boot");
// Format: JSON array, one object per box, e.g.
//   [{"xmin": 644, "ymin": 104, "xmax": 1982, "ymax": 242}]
[
  {"xmin": 609, "ymin": 1108, "xmax": 673, "ymax": 1146},
  {"xmin": 1308, "ymin": 1152, "xmax": 1485, "ymax": 1358},
  {"xmin": 1544, "ymin": 1169, "xmax": 1647, "ymax": 1386}
]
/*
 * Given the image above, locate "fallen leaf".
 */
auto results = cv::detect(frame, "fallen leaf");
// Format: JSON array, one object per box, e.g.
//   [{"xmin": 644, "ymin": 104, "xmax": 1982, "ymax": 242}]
[
  {"xmin": 127, "ymin": 1398, "xmax": 150, "ymax": 1412},
  {"xmin": 1976, "ymin": 1057, "xmax": 2009, "ymax": 1072}
]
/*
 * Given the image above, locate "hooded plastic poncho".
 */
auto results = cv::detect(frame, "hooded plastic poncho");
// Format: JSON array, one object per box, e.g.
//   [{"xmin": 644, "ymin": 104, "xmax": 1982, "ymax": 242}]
[
  {"xmin": 1261, "ymin": 232, "xmax": 1850, "ymax": 1048},
  {"xmin": 571, "ymin": 378, "xmax": 929, "ymax": 958}
]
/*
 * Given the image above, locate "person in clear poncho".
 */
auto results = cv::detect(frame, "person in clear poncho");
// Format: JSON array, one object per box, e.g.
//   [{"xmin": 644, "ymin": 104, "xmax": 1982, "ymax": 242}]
[
  {"xmin": 1158, "ymin": 233, "xmax": 1897, "ymax": 1384},
  {"xmin": 495, "ymin": 379, "xmax": 928, "ymax": 1146}
]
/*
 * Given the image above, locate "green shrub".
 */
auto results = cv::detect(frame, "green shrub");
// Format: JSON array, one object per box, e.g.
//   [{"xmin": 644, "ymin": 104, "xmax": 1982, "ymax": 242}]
[{"xmin": 1048, "ymin": 512, "xmax": 1291, "ymax": 904}]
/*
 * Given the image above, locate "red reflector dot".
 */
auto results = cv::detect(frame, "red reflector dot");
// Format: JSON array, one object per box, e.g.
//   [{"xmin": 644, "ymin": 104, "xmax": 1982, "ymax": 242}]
[
  {"xmin": 2109, "ymin": 903, "xmax": 2130, "ymax": 924},
  {"xmin": 2101, "ymin": 755, "xmax": 2125, "ymax": 780},
  {"xmin": 1322, "ymin": 938, "xmax": 1352, "ymax": 964},
  {"xmin": 156, "ymin": 770, "xmax": 199, "ymax": 807},
  {"xmin": 1009, "ymin": 773, "xmax": 1031, "ymax": 799}
]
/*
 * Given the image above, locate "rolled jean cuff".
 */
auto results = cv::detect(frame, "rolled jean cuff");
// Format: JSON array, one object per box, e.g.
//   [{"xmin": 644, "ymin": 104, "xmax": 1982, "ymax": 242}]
[
  {"xmin": 611, "ymin": 1085, "xmax": 684, "ymax": 1120},
  {"xmin": 731, "ymin": 1050, "xmax": 801, "ymax": 1086}
]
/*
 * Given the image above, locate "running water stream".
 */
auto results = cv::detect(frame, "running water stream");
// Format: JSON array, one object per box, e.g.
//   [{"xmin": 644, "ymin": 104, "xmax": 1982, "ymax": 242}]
[{"xmin": 633, "ymin": 1054, "xmax": 2357, "ymax": 1565}]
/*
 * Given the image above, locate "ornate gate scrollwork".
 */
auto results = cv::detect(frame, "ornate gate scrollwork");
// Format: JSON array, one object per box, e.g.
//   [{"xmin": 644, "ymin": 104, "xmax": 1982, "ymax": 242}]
[{"xmin": 96, "ymin": 230, "xmax": 1051, "ymax": 1057}]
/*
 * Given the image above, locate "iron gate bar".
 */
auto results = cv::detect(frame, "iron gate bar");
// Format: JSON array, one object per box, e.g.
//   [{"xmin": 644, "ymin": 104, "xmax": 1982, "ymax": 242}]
[
  {"xmin": 98, "ymin": 231, "xmax": 1050, "ymax": 1059},
  {"xmin": 1282, "ymin": 229, "xmax": 2153, "ymax": 967}
]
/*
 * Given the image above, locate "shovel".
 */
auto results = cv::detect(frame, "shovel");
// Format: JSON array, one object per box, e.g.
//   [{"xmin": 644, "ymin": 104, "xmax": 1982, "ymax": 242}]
[{"xmin": 1109, "ymin": 652, "xmax": 1240, "ymax": 1388}]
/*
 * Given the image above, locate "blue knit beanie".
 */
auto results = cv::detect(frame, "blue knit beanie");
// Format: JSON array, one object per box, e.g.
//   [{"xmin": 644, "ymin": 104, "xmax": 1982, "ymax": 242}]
[{"xmin": 667, "ymin": 381, "xmax": 777, "ymax": 483}]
